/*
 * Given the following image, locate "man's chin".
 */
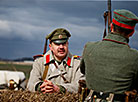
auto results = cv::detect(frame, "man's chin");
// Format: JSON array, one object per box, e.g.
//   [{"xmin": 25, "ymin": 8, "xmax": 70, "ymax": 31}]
[{"xmin": 58, "ymin": 53, "xmax": 66, "ymax": 57}]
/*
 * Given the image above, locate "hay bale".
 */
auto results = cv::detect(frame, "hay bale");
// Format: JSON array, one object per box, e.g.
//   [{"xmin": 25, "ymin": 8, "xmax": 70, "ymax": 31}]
[{"xmin": 0, "ymin": 90, "xmax": 79, "ymax": 102}]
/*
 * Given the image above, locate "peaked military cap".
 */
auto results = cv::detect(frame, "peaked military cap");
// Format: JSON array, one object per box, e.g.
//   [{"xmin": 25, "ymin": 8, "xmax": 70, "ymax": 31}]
[
  {"xmin": 46, "ymin": 28, "xmax": 71, "ymax": 44},
  {"xmin": 112, "ymin": 9, "xmax": 138, "ymax": 30}
]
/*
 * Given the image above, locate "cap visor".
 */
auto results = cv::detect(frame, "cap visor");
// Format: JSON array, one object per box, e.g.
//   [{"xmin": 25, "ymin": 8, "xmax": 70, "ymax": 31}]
[{"xmin": 53, "ymin": 39, "xmax": 67, "ymax": 44}]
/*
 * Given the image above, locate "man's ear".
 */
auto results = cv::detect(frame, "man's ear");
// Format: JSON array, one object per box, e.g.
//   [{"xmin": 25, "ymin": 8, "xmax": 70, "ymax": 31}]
[
  {"xmin": 49, "ymin": 43, "xmax": 52, "ymax": 50},
  {"xmin": 110, "ymin": 23, "xmax": 114, "ymax": 32}
]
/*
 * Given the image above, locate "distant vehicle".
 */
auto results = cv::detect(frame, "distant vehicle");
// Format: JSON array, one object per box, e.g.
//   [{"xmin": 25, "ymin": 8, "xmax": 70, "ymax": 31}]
[{"xmin": 0, "ymin": 70, "xmax": 26, "ymax": 90}]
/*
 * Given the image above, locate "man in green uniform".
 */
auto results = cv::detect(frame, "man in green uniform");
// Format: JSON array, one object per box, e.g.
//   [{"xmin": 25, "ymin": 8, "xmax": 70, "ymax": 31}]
[
  {"xmin": 80, "ymin": 9, "xmax": 138, "ymax": 101},
  {"xmin": 27, "ymin": 28, "xmax": 85, "ymax": 93}
]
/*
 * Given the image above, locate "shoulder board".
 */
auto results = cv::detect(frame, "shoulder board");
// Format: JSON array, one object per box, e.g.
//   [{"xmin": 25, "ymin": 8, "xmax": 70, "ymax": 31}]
[
  {"xmin": 33, "ymin": 54, "xmax": 44, "ymax": 60},
  {"xmin": 73, "ymin": 55, "xmax": 81, "ymax": 59}
]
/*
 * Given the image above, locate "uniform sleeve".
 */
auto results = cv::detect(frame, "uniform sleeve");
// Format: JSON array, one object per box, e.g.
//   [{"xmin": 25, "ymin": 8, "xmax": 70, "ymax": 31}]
[
  {"xmin": 80, "ymin": 59, "xmax": 85, "ymax": 75},
  {"xmin": 59, "ymin": 60, "xmax": 85, "ymax": 93},
  {"xmin": 27, "ymin": 58, "xmax": 43, "ymax": 92},
  {"xmin": 80, "ymin": 43, "xmax": 88, "ymax": 75},
  {"xmin": 133, "ymin": 57, "xmax": 138, "ymax": 91}
]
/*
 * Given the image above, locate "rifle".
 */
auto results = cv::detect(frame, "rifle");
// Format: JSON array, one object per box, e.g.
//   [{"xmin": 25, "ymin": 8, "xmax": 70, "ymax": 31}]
[
  {"xmin": 103, "ymin": 0, "xmax": 112, "ymax": 38},
  {"xmin": 43, "ymin": 38, "xmax": 48, "ymax": 55}
]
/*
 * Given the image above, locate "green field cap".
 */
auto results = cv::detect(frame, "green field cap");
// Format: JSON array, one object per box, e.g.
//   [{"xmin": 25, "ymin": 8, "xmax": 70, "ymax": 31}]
[
  {"xmin": 46, "ymin": 28, "xmax": 71, "ymax": 44},
  {"xmin": 112, "ymin": 9, "xmax": 138, "ymax": 30}
]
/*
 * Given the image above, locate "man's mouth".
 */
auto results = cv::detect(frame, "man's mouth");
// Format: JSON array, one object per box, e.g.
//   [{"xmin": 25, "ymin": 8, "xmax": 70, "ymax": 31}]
[{"xmin": 58, "ymin": 50, "xmax": 65, "ymax": 54}]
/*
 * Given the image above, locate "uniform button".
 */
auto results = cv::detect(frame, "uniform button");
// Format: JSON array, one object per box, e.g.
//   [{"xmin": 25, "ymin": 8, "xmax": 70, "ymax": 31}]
[
  {"xmin": 106, "ymin": 97, "xmax": 109, "ymax": 101},
  {"xmin": 93, "ymin": 95, "xmax": 97, "ymax": 98}
]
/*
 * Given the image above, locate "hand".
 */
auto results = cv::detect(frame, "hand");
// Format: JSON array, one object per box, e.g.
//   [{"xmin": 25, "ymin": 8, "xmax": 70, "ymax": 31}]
[
  {"xmin": 40, "ymin": 80, "xmax": 60, "ymax": 94},
  {"xmin": 40, "ymin": 80, "xmax": 53, "ymax": 94},
  {"xmin": 53, "ymin": 84, "xmax": 60, "ymax": 93}
]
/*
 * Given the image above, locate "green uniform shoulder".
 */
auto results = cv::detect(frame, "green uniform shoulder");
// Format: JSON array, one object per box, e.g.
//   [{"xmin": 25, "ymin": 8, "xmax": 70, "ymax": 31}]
[
  {"xmin": 84, "ymin": 41, "xmax": 100, "ymax": 50},
  {"xmin": 130, "ymin": 48, "xmax": 138, "ymax": 54},
  {"xmin": 85, "ymin": 41, "xmax": 100, "ymax": 47}
]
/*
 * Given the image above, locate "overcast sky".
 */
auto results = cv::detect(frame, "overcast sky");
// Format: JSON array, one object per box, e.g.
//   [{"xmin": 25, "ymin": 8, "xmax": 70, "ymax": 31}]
[{"xmin": 0, "ymin": 0, "xmax": 138, "ymax": 59}]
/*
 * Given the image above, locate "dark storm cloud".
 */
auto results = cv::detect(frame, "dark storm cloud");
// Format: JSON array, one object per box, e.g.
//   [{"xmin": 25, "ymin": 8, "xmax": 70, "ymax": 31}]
[
  {"xmin": 0, "ymin": 0, "xmax": 104, "ymax": 41},
  {"xmin": 0, "ymin": 0, "xmax": 138, "ymax": 59}
]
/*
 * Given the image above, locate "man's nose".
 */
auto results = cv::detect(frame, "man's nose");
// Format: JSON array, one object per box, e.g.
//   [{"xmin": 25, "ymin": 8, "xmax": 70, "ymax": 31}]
[{"xmin": 59, "ymin": 44, "xmax": 64, "ymax": 48}]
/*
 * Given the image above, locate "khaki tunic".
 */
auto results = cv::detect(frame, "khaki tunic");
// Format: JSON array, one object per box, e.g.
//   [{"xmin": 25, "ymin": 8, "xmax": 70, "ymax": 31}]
[{"xmin": 27, "ymin": 50, "xmax": 85, "ymax": 93}]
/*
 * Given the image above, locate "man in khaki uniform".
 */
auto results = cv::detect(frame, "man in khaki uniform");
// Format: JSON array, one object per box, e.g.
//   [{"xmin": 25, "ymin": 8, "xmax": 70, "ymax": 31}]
[{"xmin": 27, "ymin": 28, "xmax": 84, "ymax": 93}]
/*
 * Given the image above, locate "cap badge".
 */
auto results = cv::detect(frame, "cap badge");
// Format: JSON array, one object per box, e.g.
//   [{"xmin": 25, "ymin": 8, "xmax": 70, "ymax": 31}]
[{"xmin": 58, "ymin": 35, "xmax": 63, "ymax": 39}]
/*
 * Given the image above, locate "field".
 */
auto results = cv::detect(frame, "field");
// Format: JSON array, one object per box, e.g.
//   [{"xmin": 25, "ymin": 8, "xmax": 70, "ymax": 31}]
[{"xmin": 0, "ymin": 61, "xmax": 32, "ymax": 79}]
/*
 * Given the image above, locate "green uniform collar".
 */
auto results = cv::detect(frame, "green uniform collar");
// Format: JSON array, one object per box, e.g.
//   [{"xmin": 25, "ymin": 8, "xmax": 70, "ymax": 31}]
[{"xmin": 105, "ymin": 32, "xmax": 129, "ymax": 43}]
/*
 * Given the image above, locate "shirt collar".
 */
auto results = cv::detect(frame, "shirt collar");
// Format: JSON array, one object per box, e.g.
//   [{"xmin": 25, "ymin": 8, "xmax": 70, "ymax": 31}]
[
  {"xmin": 62, "ymin": 51, "xmax": 73, "ymax": 67},
  {"xmin": 43, "ymin": 50, "xmax": 73, "ymax": 67},
  {"xmin": 43, "ymin": 50, "xmax": 54, "ymax": 65}
]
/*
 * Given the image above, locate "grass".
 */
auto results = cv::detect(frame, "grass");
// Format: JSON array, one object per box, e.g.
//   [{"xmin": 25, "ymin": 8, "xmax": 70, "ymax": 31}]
[{"xmin": 0, "ymin": 62, "xmax": 32, "ymax": 79}]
